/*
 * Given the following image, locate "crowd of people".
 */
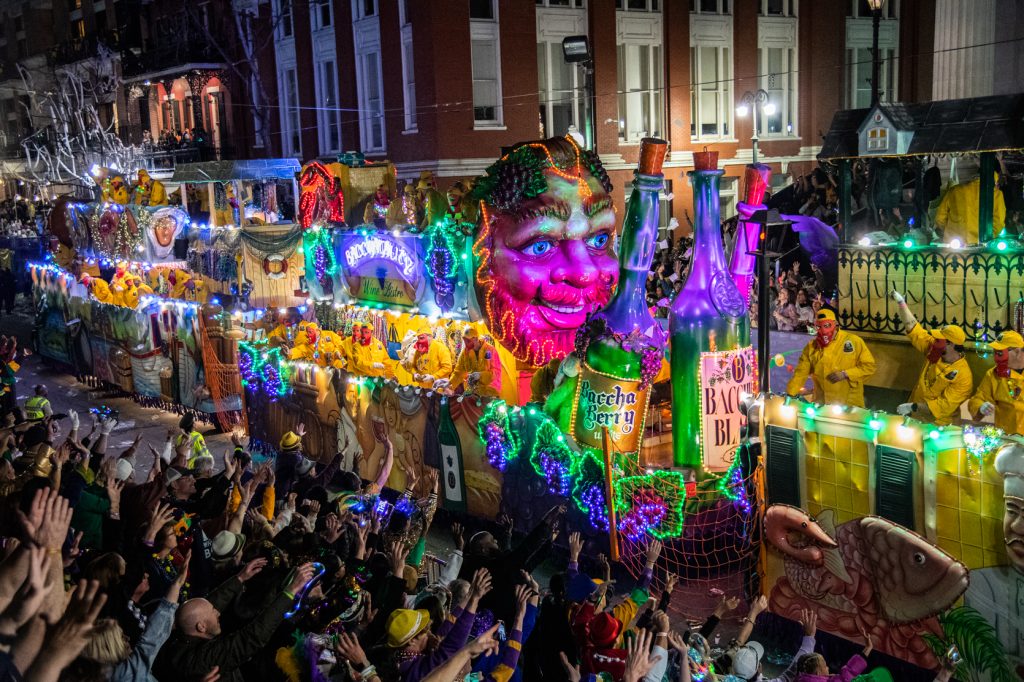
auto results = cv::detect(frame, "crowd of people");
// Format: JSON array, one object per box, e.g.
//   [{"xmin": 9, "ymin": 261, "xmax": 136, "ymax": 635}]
[{"xmin": 0, "ymin": 351, "xmax": 966, "ymax": 682}]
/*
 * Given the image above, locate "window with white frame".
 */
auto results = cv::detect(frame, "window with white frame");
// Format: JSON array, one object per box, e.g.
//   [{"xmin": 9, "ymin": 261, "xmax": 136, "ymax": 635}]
[
  {"xmin": 274, "ymin": 0, "xmax": 293, "ymax": 40},
  {"xmin": 617, "ymin": 0, "xmax": 659, "ymax": 10},
  {"xmin": 690, "ymin": 0, "xmax": 728, "ymax": 13},
  {"xmin": 616, "ymin": 12, "xmax": 663, "ymax": 143},
  {"xmin": 316, "ymin": 59, "xmax": 341, "ymax": 153},
  {"xmin": 537, "ymin": 42, "xmax": 588, "ymax": 140},
  {"xmin": 356, "ymin": 0, "xmax": 377, "ymax": 19},
  {"xmin": 758, "ymin": 14, "xmax": 797, "ymax": 136},
  {"xmin": 280, "ymin": 67, "xmax": 301, "ymax": 156},
  {"xmin": 690, "ymin": 12, "xmax": 733, "ymax": 140},
  {"xmin": 399, "ymin": 2, "xmax": 416, "ymax": 131},
  {"xmin": 471, "ymin": 8, "xmax": 502, "ymax": 127},
  {"xmin": 760, "ymin": 0, "xmax": 796, "ymax": 16},
  {"xmin": 358, "ymin": 51, "xmax": 385, "ymax": 150},
  {"xmin": 845, "ymin": 1, "xmax": 898, "ymax": 107},
  {"xmin": 311, "ymin": 0, "xmax": 331, "ymax": 31},
  {"xmin": 537, "ymin": 0, "xmax": 585, "ymax": 7}
]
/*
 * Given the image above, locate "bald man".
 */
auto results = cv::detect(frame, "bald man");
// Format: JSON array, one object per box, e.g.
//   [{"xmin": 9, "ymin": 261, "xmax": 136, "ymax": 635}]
[{"xmin": 157, "ymin": 561, "xmax": 314, "ymax": 682}]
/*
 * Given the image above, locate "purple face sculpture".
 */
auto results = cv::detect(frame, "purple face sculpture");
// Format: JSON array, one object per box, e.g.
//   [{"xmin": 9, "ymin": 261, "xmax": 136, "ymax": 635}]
[{"xmin": 472, "ymin": 137, "xmax": 619, "ymax": 366}]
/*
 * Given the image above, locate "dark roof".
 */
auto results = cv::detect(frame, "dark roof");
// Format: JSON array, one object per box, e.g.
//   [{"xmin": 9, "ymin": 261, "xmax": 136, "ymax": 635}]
[
  {"xmin": 818, "ymin": 93, "xmax": 1024, "ymax": 159},
  {"xmin": 170, "ymin": 159, "xmax": 301, "ymax": 183}
]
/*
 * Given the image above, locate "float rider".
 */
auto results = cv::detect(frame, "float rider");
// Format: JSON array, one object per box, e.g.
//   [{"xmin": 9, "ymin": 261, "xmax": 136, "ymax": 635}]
[
  {"xmin": 890, "ymin": 290, "xmax": 973, "ymax": 425},
  {"xmin": 968, "ymin": 330, "xmax": 1024, "ymax": 435},
  {"xmin": 401, "ymin": 323, "xmax": 453, "ymax": 390},
  {"xmin": 448, "ymin": 327, "xmax": 499, "ymax": 398},
  {"xmin": 349, "ymin": 324, "xmax": 393, "ymax": 378},
  {"xmin": 175, "ymin": 413, "xmax": 213, "ymax": 469},
  {"xmin": 786, "ymin": 309, "xmax": 876, "ymax": 408},
  {"xmin": 24, "ymin": 385, "xmax": 53, "ymax": 421}
]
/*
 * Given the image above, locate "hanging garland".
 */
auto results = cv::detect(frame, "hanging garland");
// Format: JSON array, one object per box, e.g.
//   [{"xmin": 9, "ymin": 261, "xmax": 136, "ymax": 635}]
[
  {"xmin": 238, "ymin": 341, "xmax": 292, "ymax": 400},
  {"xmin": 961, "ymin": 424, "xmax": 1004, "ymax": 474}
]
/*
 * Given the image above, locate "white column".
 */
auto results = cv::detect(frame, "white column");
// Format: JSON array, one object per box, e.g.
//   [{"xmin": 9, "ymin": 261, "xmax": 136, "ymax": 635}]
[{"xmin": 933, "ymin": 0, "xmax": 995, "ymax": 100}]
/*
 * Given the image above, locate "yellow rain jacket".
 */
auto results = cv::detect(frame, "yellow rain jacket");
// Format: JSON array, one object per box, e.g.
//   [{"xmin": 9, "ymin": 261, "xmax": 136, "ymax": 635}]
[
  {"xmin": 176, "ymin": 430, "xmax": 213, "ymax": 469},
  {"xmin": 968, "ymin": 367, "xmax": 1024, "ymax": 435},
  {"xmin": 906, "ymin": 325, "xmax": 973, "ymax": 425},
  {"xmin": 349, "ymin": 339, "xmax": 394, "ymax": 378},
  {"xmin": 786, "ymin": 330, "xmax": 877, "ymax": 407},
  {"xmin": 401, "ymin": 341, "xmax": 453, "ymax": 389},
  {"xmin": 450, "ymin": 343, "xmax": 499, "ymax": 397},
  {"xmin": 935, "ymin": 174, "xmax": 1005, "ymax": 245}
]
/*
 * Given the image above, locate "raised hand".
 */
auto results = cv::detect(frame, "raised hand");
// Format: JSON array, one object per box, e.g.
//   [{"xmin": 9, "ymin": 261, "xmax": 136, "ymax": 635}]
[
  {"xmin": 645, "ymin": 539, "xmax": 664, "ymax": 567},
  {"xmin": 388, "ymin": 539, "xmax": 410, "ymax": 577},
  {"xmin": 38, "ymin": 579, "xmax": 108, "ymax": 671},
  {"xmin": 238, "ymin": 557, "xmax": 267, "ymax": 583},
  {"xmin": 663, "ymin": 573, "xmax": 678, "ymax": 594},
  {"xmin": 0, "ymin": 546, "xmax": 52, "ymax": 631},
  {"xmin": 322, "ymin": 515, "xmax": 343, "ymax": 544},
  {"xmin": 469, "ymin": 568, "xmax": 493, "ymax": 605},
  {"xmin": 559, "ymin": 652, "xmax": 582, "ymax": 682},
  {"xmin": 295, "ymin": 423, "xmax": 307, "ymax": 438},
  {"xmin": 63, "ymin": 530, "xmax": 84, "ymax": 569},
  {"xmin": 167, "ymin": 549, "xmax": 192, "ymax": 603},
  {"xmin": 451, "ymin": 522, "xmax": 465, "ymax": 552},
  {"xmin": 623, "ymin": 629, "xmax": 660, "ymax": 682},
  {"xmin": 467, "ymin": 623, "xmax": 501, "ymax": 657},
  {"xmin": 749, "ymin": 594, "xmax": 768, "ymax": 617},
  {"xmin": 799, "ymin": 608, "xmax": 817, "ymax": 637},
  {"xmin": 287, "ymin": 562, "xmax": 316, "ymax": 594},
  {"xmin": 513, "ymin": 584, "xmax": 531, "ymax": 627},
  {"xmin": 666, "ymin": 630, "xmax": 688, "ymax": 653},
  {"xmin": 334, "ymin": 631, "xmax": 370, "ymax": 668},
  {"xmin": 568, "ymin": 531, "xmax": 583, "ymax": 563}
]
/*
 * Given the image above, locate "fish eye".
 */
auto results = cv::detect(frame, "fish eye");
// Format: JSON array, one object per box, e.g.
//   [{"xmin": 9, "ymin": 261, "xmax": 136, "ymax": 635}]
[{"xmin": 913, "ymin": 552, "xmax": 926, "ymax": 565}]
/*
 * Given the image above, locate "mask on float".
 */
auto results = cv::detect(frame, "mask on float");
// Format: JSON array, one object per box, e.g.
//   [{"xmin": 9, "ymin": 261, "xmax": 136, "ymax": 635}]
[
  {"xmin": 815, "ymin": 316, "xmax": 838, "ymax": 348},
  {"xmin": 415, "ymin": 334, "xmax": 431, "ymax": 354},
  {"xmin": 927, "ymin": 337, "xmax": 948, "ymax": 364},
  {"xmin": 995, "ymin": 348, "xmax": 1010, "ymax": 378},
  {"xmin": 359, "ymin": 326, "xmax": 373, "ymax": 346}
]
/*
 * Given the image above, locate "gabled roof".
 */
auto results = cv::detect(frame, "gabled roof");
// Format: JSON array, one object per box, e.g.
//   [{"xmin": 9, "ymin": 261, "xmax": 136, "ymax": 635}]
[
  {"xmin": 170, "ymin": 159, "xmax": 301, "ymax": 183},
  {"xmin": 819, "ymin": 93, "xmax": 1024, "ymax": 159}
]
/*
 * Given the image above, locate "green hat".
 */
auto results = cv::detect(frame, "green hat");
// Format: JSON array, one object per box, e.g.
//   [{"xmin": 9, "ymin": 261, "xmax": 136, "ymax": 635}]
[{"xmin": 853, "ymin": 668, "xmax": 894, "ymax": 682}]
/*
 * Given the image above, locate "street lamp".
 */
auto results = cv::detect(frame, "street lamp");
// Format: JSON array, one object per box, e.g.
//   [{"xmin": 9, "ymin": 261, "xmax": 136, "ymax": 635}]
[
  {"xmin": 736, "ymin": 89, "xmax": 776, "ymax": 165},
  {"xmin": 868, "ymin": 0, "xmax": 885, "ymax": 106}
]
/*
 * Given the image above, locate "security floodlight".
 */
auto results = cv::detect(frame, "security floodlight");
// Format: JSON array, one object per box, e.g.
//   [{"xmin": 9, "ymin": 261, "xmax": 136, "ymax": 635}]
[{"xmin": 562, "ymin": 35, "xmax": 591, "ymax": 64}]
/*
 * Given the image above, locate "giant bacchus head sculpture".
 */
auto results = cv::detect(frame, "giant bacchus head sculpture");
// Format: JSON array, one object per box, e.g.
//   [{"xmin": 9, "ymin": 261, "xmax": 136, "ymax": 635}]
[{"xmin": 471, "ymin": 136, "xmax": 618, "ymax": 366}]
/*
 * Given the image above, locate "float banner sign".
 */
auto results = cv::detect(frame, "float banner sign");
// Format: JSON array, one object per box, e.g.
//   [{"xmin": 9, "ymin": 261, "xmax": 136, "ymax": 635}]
[
  {"xmin": 699, "ymin": 347, "xmax": 756, "ymax": 471},
  {"xmin": 338, "ymin": 231, "xmax": 424, "ymax": 306},
  {"xmin": 573, "ymin": 363, "xmax": 649, "ymax": 456}
]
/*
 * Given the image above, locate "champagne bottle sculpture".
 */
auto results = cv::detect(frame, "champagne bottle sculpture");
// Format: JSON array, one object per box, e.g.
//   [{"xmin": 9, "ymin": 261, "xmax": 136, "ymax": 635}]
[
  {"xmin": 573, "ymin": 138, "xmax": 668, "ymax": 458},
  {"xmin": 669, "ymin": 162, "xmax": 755, "ymax": 471}
]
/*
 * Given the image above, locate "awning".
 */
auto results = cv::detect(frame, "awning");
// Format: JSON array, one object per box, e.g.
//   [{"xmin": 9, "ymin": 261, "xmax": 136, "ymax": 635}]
[{"xmin": 170, "ymin": 159, "xmax": 302, "ymax": 184}]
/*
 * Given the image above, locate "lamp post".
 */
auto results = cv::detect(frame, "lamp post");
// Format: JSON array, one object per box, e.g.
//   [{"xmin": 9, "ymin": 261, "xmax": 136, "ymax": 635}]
[
  {"xmin": 868, "ymin": 0, "xmax": 885, "ymax": 106},
  {"xmin": 736, "ymin": 89, "xmax": 776, "ymax": 165}
]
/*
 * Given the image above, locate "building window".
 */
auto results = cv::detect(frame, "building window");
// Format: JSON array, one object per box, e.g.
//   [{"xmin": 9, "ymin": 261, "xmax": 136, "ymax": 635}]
[
  {"xmin": 617, "ymin": 42, "xmax": 663, "ymax": 142},
  {"xmin": 470, "ymin": 0, "xmax": 495, "ymax": 20},
  {"xmin": 846, "ymin": 46, "xmax": 897, "ymax": 107},
  {"xmin": 689, "ymin": 0, "xmax": 728, "ymax": 13},
  {"xmin": 690, "ymin": 45, "xmax": 732, "ymax": 139},
  {"xmin": 275, "ymin": 0, "xmax": 293, "ymax": 40},
  {"xmin": 74, "ymin": 18, "xmax": 86, "ymax": 38},
  {"xmin": 537, "ymin": 40, "xmax": 588, "ymax": 140},
  {"xmin": 471, "ymin": 11, "xmax": 502, "ymax": 127},
  {"xmin": 866, "ymin": 126, "xmax": 888, "ymax": 151},
  {"xmin": 537, "ymin": 0, "xmax": 585, "ymax": 6},
  {"xmin": 356, "ymin": 0, "xmax": 377, "ymax": 19},
  {"xmin": 616, "ymin": 0, "xmax": 660, "ymax": 10},
  {"xmin": 398, "ymin": 3, "xmax": 416, "ymax": 131},
  {"xmin": 851, "ymin": 0, "xmax": 897, "ymax": 19},
  {"xmin": 280, "ymin": 67, "xmax": 301, "ymax": 156},
  {"xmin": 316, "ymin": 60, "xmax": 341, "ymax": 153},
  {"xmin": 757, "ymin": 45, "xmax": 794, "ymax": 135},
  {"xmin": 311, "ymin": 0, "xmax": 332, "ymax": 30},
  {"xmin": 760, "ymin": 0, "xmax": 796, "ymax": 15},
  {"xmin": 357, "ymin": 51, "xmax": 385, "ymax": 151}
]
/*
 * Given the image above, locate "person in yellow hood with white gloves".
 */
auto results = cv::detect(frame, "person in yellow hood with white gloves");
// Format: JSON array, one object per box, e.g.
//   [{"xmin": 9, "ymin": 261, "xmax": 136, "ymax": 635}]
[
  {"xmin": 786, "ymin": 309, "xmax": 876, "ymax": 408},
  {"xmin": 448, "ymin": 327, "xmax": 499, "ymax": 398},
  {"xmin": 349, "ymin": 324, "xmax": 394, "ymax": 378},
  {"xmin": 968, "ymin": 330, "xmax": 1024, "ymax": 435},
  {"xmin": 400, "ymin": 324, "xmax": 452, "ymax": 390},
  {"xmin": 890, "ymin": 290, "xmax": 973, "ymax": 425}
]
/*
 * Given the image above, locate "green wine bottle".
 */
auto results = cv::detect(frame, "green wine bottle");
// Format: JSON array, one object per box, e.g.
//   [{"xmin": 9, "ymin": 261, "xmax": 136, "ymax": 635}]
[
  {"xmin": 574, "ymin": 138, "xmax": 667, "ymax": 458},
  {"xmin": 668, "ymin": 169, "xmax": 754, "ymax": 472},
  {"xmin": 437, "ymin": 398, "xmax": 467, "ymax": 512}
]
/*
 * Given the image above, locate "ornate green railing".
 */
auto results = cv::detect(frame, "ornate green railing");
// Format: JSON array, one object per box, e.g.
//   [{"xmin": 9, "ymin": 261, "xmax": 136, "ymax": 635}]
[{"xmin": 837, "ymin": 244, "xmax": 1024, "ymax": 343}]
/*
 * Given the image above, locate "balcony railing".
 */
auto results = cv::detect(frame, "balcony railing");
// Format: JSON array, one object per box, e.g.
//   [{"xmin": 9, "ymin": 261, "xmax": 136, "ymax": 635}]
[
  {"xmin": 121, "ymin": 37, "xmax": 225, "ymax": 80},
  {"xmin": 52, "ymin": 32, "xmax": 123, "ymax": 66}
]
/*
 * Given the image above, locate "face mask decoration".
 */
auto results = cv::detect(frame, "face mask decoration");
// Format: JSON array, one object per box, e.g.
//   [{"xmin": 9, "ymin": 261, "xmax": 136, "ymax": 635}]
[
  {"xmin": 995, "ymin": 348, "xmax": 1010, "ymax": 378},
  {"xmin": 927, "ymin": 337, "xmax": 948, "ymax": 364},
  {"xmin": 815, "ymin": 318, "xmax": 838, "ymax": 348},
  {"xmin": 360, "ymin": 327, "xmax": 373, "ymax": 347},
  {"xmin": 415, "ymin": 334, "xmax": 430, "ymax": 354}
]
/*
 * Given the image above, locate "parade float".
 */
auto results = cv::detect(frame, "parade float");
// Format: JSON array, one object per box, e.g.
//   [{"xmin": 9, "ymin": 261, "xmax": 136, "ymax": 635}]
[{"xmin": 29, "ymin": 134, "xmax": 1024, "ymax": 678}]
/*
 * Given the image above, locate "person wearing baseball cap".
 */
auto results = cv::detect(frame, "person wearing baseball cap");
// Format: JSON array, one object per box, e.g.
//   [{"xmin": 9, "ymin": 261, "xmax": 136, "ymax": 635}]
[
  {"xmin": 891, "ymin": 290, "xmax": 973, "ymax": 425},
  {"xmin": 968, "ymin": 330, "xmax": 1024, "ymax": 434},
  {"xmin": 786, "ymin": 308, "xmax": 876, "ymax": 408},
  {"xmin": 449, "ymin": 327, "xmax": 500, "ymax": 398}
]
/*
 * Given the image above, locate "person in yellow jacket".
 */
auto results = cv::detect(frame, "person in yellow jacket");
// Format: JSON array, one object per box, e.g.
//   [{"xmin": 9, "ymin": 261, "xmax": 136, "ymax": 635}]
[
  {"xmin": 133, "ymin": 169, "xmax": 168, "ymax": 206},
  {"xmin": 175, "ymin": 413, "xmax": 213, "ymax": 469},
  {"xmin": 968, "ymin": 330, "xmax": 1024, "ymax": 435},
  {"xmin": 935, "ymin": 172, "xmax": 1006, "ymax": 245},
  {"xmin": 786, "ymin": 309, "xmax": 876, "ymax": 408},
  {"xmin": 448, "ymin": 327, "xmax": 499, "ymax": 398},
  {"xmin": 890, "ymin": 290, "xmax": 973, "ymax": 425},
  {"xmin": 349, "ymin": 324, "xmax": 394, "ymax": 378},
  {"xmin": 401, "ymin": 326, "xmax": 453, "ymax": 389}
]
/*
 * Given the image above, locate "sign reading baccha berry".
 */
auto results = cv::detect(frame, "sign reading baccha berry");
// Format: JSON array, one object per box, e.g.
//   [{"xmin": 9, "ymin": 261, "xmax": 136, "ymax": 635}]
[
  {"xmin": 572, "ymin": 362, "xmax": 650, "ymax": 456},
  {"xmin": 337, "ymin": 231, "xmax": 424, "ymax": 307},
  {"xmin": 699, "ymin": 347, "xmax": 757, "ymax": 471}
]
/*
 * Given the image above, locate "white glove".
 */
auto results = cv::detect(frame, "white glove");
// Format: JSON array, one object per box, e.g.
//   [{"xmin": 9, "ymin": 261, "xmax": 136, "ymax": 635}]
[
  {"xmin": 69, "ymin": 409, "xmax": 79, "ymax": 430},
  {"xmin": 979, "ymin": 401, "xmax": 995, "ymax": 416},
  {"xmin": 421, "ymin": 374, "xmax": 435, "ymax": 384},
  {"xmin": 432, "ymin": 378, "xmax": 450, "ymax": 389},
  {"xmin": 100, "ymin": 418, "xmax": 117, "ymax": 435},
  {"xmin": 468, "ymin": 372, "xmax": 481, "ymax": 381},
  {"xmin": 896, "ymin": 402, "xmax": 916, "ymax": 416},
  {"xmin": 413, "ymin": 373, "xmax": 424, "ymax": 382},
  {"xmin": 372, "ymin": 362, "xmax": 384, "ymax": 370},
  {"xmin": 890, "ymin": 290, "xmax": 905, "ymax": 304}
]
